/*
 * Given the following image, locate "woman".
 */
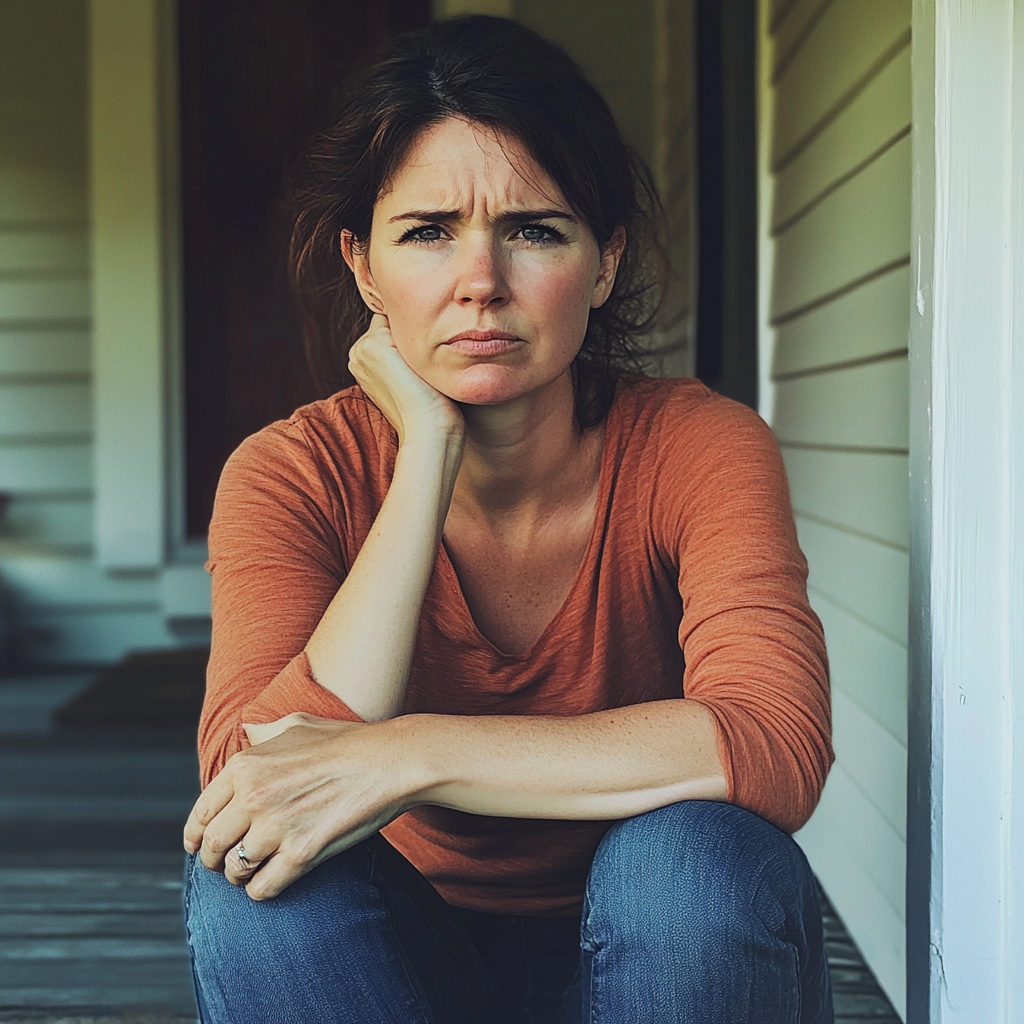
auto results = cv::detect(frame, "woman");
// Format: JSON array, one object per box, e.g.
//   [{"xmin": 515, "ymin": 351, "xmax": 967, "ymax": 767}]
[{"xmin": 183, "ymin": 15, "xmax": 833, "ymax": 1024}]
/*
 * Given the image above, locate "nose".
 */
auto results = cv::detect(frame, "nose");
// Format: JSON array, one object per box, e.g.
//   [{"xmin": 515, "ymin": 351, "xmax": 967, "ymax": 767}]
[{"xmin": 454, "ymin": 232, "xmax": 509, "ymax": 310}]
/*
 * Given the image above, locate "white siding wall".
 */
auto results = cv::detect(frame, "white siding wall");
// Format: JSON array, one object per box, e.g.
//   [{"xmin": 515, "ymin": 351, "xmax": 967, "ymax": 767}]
[
  {"xmin": 0, "ymin": 0, "xmax": 180, "ymax": 664},
  {"xmin": 760, "ymin": 0, "xmax": 911, "ymax": 1015}
]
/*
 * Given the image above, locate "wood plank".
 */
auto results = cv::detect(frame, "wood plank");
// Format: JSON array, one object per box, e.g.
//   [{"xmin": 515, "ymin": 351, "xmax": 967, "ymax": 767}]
[
  {"xmin": 773, "ymin": 0, "xmax": 910, "ymax": 167},
  {"xmin": 797, "ymin": 516, "xmax": 909, "ymax": 644},
  {"xmin": 0, "ymin": 328, "xmax": 90, "ymax": 376},
  {"xmin": 0, "ymin": 227, "xmax": 89, "ymax": 273},
  {"xmin": 773, "ymin": 44, "xmax": 910, "ymax": 230},
  {"xmin": 1, "ymin": 936, "xmax": 188, "ymax": 959},
  {"xmin": 0, "ymin": 552, "xmax": 159, "ymax": 610},
  {"xmin": 833, "ymin": 688, "xmax": 907, "ymax": 841},
  {"xmin": 811, "ymin": 588, "xmax": 907, "ymax": 744},
  {"xmin": 772, "ymin": 264, "xmax": 910, "ymax": 377},
  {"xmin": 1, "ymin": 495, "xmax": 93, "ymax": 548},
  {"xmin": 11, "ymin": 608, "xmax": 181, "ymax": 665},
  {"xmin": 781, "ymin": 446, "xmax": 909, "ymax": 548},
  {"xmin": 0, "ymin": 440, "xmax": 92, "ymax": 493},
  {"xmin": 0, "ymin": 984, "xmax": 195, "ymax": 1012},
  {"xmin": 773, "ymin": 356, "xmax": 909, "ymax": 450},
  {"xmin": 0, "ymin": 748, "xmax": 200, "ymax": 801},
  {"xmin": 0, "ymin": 382, "xmax": 90, "ymax": 439},
  {"xmin": 771, "ymin": 135, "xmax": 910, "ymax": 319},
  {"xmin": 771, "ymin": 0, "xmax": 830, "ymax": 78},
  {"xmin": 0, "ymin": 796, "xmax": 196, "ymax": 822},
  {"xmin": 797, "ymin": 768, "xmax": 907, "ymax": 1015},
  {"xmin": 0, "ymin": 279, "xmax": 89, "ymax": 322},
  {"xmin": 0, "ymin": 911, "xmax": 184, "ymax": 938}
]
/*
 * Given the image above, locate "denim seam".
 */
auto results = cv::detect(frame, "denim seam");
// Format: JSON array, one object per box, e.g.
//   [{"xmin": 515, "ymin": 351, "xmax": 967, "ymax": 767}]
[
  {"xmin": 748, "ymin": 846, "xmax": 807, "ymax": 1022},
  {"xmin": 184, "ymin": 855, "xmax": 233, "ymax": 1024}
]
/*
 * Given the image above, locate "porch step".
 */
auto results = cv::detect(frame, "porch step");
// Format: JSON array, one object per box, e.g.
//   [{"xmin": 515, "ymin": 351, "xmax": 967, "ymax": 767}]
[{"xmin": 0, "ymin": 674, "xmax": 903, "ymax": 1023}]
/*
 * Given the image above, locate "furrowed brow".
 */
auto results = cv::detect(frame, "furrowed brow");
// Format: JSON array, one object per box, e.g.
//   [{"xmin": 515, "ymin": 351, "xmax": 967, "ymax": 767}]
[
  {"xmin": 496, "ymin": 209, "xmax": 577, "ymax": 224},
  {"xmin": 387, "ymin": 208, "xmax": 577, "ymax": 225},
  {"xmin": 387, "ymin": 210, "xmax": 461, "ymax": 224}
]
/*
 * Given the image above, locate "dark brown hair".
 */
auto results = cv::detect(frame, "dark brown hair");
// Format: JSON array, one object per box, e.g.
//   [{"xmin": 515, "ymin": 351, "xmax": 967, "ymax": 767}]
[{"xmin": 288, "ymin": 15, "xmax": 665, "ymax": 427}]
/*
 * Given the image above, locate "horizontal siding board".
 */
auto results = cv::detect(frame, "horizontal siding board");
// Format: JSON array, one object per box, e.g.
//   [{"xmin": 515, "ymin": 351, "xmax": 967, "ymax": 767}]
[
  {"xmin": 0, "ymin": 441, "xmax": 92, "ymax": 493},
  {"xmin": 772, "ymin": 0, "xmax": 911, "ymax": 167},
  {"xmin": 0, "ymin": 330, "xmax": 90, "ymax": 376},
  {"xmin": 769, "ymin": 0, "xmax": 797, "ymax": 28},
  {"xmin": 832, "ymin": 688, "xmax": 907, "ymax": 841},
  {"xmin": 782, "ymin": 447, "xmax": 909, "ymax": 548},
  {"xmin": 803, "ymin": 763, "xmax": 905, "ymax": 923},
  {"xmin": 11, "ymin": 609, "xmax": 181, "ymax": 665},
  {"xmin": 0, "ymin": 280, "xmax": 89, "ymax": 321},
  {"xmin": 771, "ymin": 135, "xmax": 910, "ymax": 319},
  {"xmin": 796, "ymin": 776, "xmax": 906, "ymax": 1015},
  {"xmin": 0, "ymin": 170, "xmax": 87, "ymax": 223},
  {"xmin": 771, "ymin": 0, "xmax": 831, "ymax": 77},
  {"xmin": 1, "ymin": 497, "xmax": 93, "ymax": 548},
  {"xmin": 0, "ymin": 382, "xmax": 90, "ymax": 438},
  {"xmin": 0, "ymin": 228, "xmax": 89, "ymax": 273},
  {"xmin": 0, "ymin": 552, "xmax": 158, "ymax": 611},
  {"xmin": 811, "ymin": 586, "xmax": 907, "ymax": 745},
  {"xmin": 773, "ymin": 357, "xmax": 909, "ymax": 450},
  {"xmin": 773, "ymin": 44, "xmax": 910, "ymax": 229},
  {"xmin": 772, "ymin": 265, "xmax": 910, "ymax": 377},
  {"xmin": 798, "ymin": 516, "xmax": 909, "ymax": 644}
]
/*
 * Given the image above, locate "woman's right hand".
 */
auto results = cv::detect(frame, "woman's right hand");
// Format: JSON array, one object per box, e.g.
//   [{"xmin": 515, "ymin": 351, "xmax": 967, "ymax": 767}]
[{"xmin": 349, "ymin": 314, "xmax": 464, "ymax": 448}]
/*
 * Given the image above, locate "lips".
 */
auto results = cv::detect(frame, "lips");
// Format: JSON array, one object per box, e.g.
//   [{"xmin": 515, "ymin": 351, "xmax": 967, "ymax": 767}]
[{"xmin": 443, "ymin": 329, "xmax": 523, "ymax": 356}]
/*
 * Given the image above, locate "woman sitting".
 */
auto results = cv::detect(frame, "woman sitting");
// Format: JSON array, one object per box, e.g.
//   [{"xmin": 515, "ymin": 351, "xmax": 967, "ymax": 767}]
[{"xmin": 183, "ymin": 15, "xmax": 834, "ymax": 1024}]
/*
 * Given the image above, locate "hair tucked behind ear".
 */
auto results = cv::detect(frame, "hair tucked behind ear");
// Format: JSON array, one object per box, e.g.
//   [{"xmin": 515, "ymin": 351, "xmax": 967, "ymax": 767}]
[{"xmin": 288, "ymin": 15, "xmax": 666, "ymax": 428}]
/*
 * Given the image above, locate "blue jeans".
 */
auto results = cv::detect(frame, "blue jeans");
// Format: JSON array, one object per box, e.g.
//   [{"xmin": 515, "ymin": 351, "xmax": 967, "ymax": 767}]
[{"xmin": 184, "ymin": 801, "xmax": 833, "ymax": 1023}]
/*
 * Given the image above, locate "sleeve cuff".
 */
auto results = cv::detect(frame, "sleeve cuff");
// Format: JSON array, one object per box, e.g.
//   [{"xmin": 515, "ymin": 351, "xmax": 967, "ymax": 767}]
[{"xmin": 240, "ymin": 650, "xmax": 366, "ymax": 726}]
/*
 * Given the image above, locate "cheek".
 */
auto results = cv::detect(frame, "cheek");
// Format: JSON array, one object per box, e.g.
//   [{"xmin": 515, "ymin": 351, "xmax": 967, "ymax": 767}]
[
  {"xmin": 516, "ymin": 258, "xmax": 596, "ymax": 340},
  {"xmin": 372, "ymin": 261, "xmax": 447, "ymax": 364}
]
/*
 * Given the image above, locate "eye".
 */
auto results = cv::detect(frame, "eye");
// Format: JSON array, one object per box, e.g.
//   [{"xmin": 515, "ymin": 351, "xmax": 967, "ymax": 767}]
[
  {"xmin": 399, "ymin": 224, "xmax": 446, "ymax": 244},
  {"xmin": 517, "ymin": 223, "xmax": 566, "ymax": 244}
]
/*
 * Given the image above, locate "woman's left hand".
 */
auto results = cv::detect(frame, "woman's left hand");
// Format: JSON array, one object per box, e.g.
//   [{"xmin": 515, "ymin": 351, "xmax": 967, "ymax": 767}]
[{"xmin": 182, "ymin": 714, "xmax": 415, "ymax": 899}]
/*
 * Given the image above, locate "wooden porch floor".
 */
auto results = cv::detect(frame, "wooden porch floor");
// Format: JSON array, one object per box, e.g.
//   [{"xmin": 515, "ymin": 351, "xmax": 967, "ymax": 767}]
[{"xmin": 0, "ymin": 674, "xmax": 901, "ymax": 1023}]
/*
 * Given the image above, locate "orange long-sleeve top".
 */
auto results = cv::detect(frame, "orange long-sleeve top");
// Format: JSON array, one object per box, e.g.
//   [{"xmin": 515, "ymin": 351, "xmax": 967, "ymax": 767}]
[{"xmin": 199, "ymin": 374, "xmax": 832, "ymax": 916}]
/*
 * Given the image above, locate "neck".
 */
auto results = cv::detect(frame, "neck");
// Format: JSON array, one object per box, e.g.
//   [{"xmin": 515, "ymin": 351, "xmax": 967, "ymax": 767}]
[{"xmin": 453, "ymin": 371, "xmax": 598, "ymax": 515}]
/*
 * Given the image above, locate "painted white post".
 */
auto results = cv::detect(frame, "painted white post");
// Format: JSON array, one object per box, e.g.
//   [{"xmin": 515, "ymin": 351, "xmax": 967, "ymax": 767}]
[
  {"xmin": 88, "ymin": 0, "xmax": 166, "ymax": 569},
  {"xmin": 907, "ymin": 0, "xmax": 1024, "ymax": 1020}
]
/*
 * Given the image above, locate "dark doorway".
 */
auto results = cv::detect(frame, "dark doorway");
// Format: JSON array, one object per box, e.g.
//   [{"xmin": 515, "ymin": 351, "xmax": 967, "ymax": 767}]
[
  {"xmin": 178, "ymin": 0, "xmax": 431, "ymax": 538},
  {"xmin": 694, "ymin": 0, "xmax": 758, "ymax": 408}
]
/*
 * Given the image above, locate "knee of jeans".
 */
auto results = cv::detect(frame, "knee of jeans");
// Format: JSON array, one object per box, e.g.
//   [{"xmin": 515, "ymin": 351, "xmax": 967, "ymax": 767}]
[
  {"xmin": 184, "ymin": 844, "xmax": 376, "ymax": 961},
  {"xmin": 582, "ymin": 801, "xmax": 811, "ymax": 950}
]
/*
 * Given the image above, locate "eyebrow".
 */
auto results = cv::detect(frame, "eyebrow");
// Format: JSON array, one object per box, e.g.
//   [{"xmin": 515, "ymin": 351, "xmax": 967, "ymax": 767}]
[{"xmin": 387, "ymin": 208, "xmax": 577, "ymax": 225}]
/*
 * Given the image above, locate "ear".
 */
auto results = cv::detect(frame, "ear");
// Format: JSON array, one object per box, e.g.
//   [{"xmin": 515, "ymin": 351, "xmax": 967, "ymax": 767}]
[
  {"xmin": 591, "ymin": 225, "xmax": 626, "ymax": 309},
  {"xmin": 340, "ymin": 230, "xmax": 386, "ymax": 314}
]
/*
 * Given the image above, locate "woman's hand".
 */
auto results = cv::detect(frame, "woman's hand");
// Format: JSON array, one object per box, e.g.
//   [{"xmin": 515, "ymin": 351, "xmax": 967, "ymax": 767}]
[
  {"xmin": 349, "ymin": 314, "xmax": 464, "ymax": 447},
  {"xmin": 182, "ymin": 714, "xmax": 418, "ymax": 899}
]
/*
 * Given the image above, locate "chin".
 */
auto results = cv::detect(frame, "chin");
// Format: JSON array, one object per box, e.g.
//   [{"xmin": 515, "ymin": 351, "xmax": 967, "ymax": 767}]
[{"xmin": 433, "ymin": 365, "xmax": 538, "ymax": 406}]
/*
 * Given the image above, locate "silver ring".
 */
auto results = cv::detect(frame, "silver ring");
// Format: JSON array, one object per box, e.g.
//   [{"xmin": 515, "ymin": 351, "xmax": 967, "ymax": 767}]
[{"xmin": 235, "ymin": 842, "xmax": 251, "ymax": 868}]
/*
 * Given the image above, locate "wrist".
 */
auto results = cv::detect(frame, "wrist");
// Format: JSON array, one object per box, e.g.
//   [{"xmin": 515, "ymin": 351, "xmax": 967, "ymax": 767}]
[
  {"xmin": 390, "ymin": 714, "xmax": 451, "ymax": 810},
  {"xmin": 396, "ymin": 409, "xmax": 465, "ymax": 452}
]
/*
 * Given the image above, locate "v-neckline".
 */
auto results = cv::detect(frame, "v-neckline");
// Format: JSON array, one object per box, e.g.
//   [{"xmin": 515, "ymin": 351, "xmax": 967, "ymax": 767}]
[{"xmin": 437, "ymin": 390, "xmax": 621, "ymax": 663}]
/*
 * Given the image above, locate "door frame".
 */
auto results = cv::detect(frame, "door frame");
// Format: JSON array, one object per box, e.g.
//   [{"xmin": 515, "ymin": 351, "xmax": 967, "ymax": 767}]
[{"xmin": 907, "ymin": 0, "xmax": 1024, "ymax": 1019}]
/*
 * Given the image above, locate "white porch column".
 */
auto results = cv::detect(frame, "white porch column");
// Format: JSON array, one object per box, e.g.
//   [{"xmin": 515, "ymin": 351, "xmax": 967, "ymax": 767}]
[
  {"xmin": 907, "ymin": 0, "xmax": 1024, "ymax": 1020},
  {"xmin": 88, "ymin": 0, "xmax": 166, "ymax": 569}
]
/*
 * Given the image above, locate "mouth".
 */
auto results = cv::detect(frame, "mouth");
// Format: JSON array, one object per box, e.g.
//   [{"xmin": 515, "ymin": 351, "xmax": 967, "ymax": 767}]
[{"xmin": 443, "ymin": 330, "xmax": 524, "ymax": 357}]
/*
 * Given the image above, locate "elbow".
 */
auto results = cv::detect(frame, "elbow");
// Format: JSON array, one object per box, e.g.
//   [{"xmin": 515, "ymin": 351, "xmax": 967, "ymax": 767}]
[{"xmin": 706, "ymin": 701, "xmax": 834, "ymax": 835}]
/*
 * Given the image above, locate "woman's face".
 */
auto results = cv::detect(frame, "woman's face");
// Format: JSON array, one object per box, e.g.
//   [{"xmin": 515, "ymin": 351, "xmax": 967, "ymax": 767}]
[{"xmin": 346, "ymin": 117, "xmax": 622, "ymax": 406}]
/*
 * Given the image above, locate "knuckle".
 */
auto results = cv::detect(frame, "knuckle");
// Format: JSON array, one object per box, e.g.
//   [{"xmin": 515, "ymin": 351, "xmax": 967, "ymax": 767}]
[{"xmin": 203, "ymin": 827, "xmax": 234, "ymax": 854}]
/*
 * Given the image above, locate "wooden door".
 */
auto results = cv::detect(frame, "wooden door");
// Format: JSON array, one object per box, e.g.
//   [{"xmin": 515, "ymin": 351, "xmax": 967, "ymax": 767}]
[{"xmin": 178, "ymin": 0, "xmax": 430, "ymax": 537}]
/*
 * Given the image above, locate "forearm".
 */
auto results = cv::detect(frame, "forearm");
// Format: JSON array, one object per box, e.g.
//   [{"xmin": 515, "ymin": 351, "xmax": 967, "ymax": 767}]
[
  {"xmin": 400, "ymin": 699, "xmax": 728, "ymax": 820},
  {"xmin": 305, "ymin": 431, "xmax": 463, "ymax": 721}
]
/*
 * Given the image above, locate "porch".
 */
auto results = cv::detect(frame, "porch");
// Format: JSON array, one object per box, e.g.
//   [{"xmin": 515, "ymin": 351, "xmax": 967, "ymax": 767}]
[{"xmin": 0, "ymin": 671, "xmax": 898, "ymax": 1023}]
